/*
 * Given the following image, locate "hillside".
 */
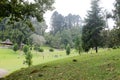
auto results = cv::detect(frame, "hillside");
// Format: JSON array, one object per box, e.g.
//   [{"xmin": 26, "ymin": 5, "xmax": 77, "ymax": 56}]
[{"xmin": 1, "ymin": 49, "xmax": 120, "ymax": 80}]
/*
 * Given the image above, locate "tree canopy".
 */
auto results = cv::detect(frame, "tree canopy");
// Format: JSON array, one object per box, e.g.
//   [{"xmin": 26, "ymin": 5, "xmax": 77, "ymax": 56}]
[
  {"xmin": 0, "ymin": 0, "xmax": 54, "ymax": 45},
  {"xmin": 0, "ymin": 0, "xmax": 54, "ymax": 22}
]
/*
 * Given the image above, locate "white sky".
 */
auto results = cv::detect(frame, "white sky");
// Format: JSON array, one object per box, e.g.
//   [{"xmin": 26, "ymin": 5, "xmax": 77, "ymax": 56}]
[{"xmin": 44, "ymin": 0, "xmax": 115, "ymax": 30}]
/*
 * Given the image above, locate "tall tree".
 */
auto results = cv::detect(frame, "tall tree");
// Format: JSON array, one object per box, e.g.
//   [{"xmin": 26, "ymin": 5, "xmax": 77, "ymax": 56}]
[
  {"xmin": 51, "ymin": 11, "xmax": 65, "ymax": 34},
  {"xmin": 112, "ymin": 0, "xmax": 120, "ymax": 47},
  {"xmin": 31, "ymin": 18, "xmax": 48, "ymax": 36},
  {"xmin": 65, "ymin": 14, "xmax": 82, "ymax": 29},
  {"xmin": 51, "ymin": 11, "xmax": 82, "ymax": 34},
  {"xmin": 82, "ymin": 0, "xmax": 105, "ymax": 53},
  {"xmin": 0, "ymin": 0, "xmax": 54, "ymax": 44},
  {"xmin": 114, "ymin": 0, "xmax": 120, "ymax": 29}
]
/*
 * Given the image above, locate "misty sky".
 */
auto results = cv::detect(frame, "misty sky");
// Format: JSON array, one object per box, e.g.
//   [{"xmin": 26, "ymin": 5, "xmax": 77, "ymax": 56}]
[{"xmin": 44, "ymin": 0, "xmax": 115, "ymax": 30}]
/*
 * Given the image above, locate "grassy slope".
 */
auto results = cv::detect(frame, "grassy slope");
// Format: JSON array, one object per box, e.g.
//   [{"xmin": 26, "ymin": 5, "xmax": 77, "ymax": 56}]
[
  {"xmin": 2, "ymin": 49, "xmax": 120, "ymax": 80},
  {"xmin": 0, "ymin": 48, "xmax": 77, "ymax": 73}
]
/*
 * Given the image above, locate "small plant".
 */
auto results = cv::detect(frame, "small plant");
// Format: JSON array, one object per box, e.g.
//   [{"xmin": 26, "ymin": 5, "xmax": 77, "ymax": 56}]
[
  {"xmin": 49, "ymin": 48, "xmax": 54, "ymax": 52},
  {"xmin": 23, "ymin": 45, "xmax": 32, "ymax": 67},
  {"xmin": 38, "ymin": 48, "xmax": 44, "ymax": 52},
  {"xmin": 66, "ymin": 44, "xmax": 71, "ymax": 55},
  {"xmin": 30, "ymin": 47, "xmax": 32, "ymax": 50},
  {"xmin": 25, "ymin": 51, "xmax": 32, "ymax": 67},
  {"xmin": 13, "ymin": 43, "xmax": 19, "ymax": 53},
  {"xmin": 23, "ymin": 45, "xmax": 29, "ymax": 54}
]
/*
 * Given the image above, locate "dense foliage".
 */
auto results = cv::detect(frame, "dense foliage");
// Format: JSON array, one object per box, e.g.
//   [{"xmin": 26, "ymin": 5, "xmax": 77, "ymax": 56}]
[
  {"xmin": 82, "ymin": 0, "xmax": 105, "ymax": 53},
  {"xmin": 75, "ymin": 36, "xmax": 82, "ymax": 54},
  {"xmin": 0, "ymin": 0, "xmax": 54, "ymax": 45},
  {"xmin": 45, "ymin": 11, "xmax": 82, "ymax": 49},
  {"xmin": 66, "ymin": 44, "xmax": 71, "ymax": 55},
  {"xmin": 13, "ymin": 43, "xmax": 18, "ymax": 53}
]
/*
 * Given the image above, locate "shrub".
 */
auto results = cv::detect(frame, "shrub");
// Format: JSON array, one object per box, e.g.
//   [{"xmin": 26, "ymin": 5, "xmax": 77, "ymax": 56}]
[
  {"xmin": 38, "ymin": 48, "xmax": 44, "ymax": 52},
  {"xmin": 66, "ymin": 44, "xmax": 71, "ymax": 55},
  {"xmin": 23, "ymin": 45, "xmax": 29, "ymax": 54},
  {"xmin": 30, "ymin": 47, "xmax": 32, "ymax": 50},
  {"xmin": 112, "ymin": 46, "xmax": 118, "ymax": 49},
  {"xmin": 49, "ymin": 48, "xmax": 54, "ymax": 52},
  {"xmin": 13, "ymin": 43, "xmax": 19, "ymax": 53},
  {"xmin": 25, "ymin": 51, "xmax": 32, "ymax": 67},
  {"xmin": 23, "ymin": 45, "xmax": 32, "ymax": 67}
]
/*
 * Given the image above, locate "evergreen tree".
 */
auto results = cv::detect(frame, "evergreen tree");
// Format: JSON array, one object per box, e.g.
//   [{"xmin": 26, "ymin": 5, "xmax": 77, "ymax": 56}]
[
  {"xmin": 66, "ymin": 44, "xmax": 71, "ymax": 55},
  {"xmin": 114, "ymin": 0, "xmax": 120, "ymax": 29},
  {"xmin": 82, "ymin": 0, "xmax": 105, "ymax": 53},
  {"xmin": 13, "ymin": 43, "xmax": 19, "ymax": 53},
  {"xmin": 112, "ymin": 0, "xmax": 120, "ymax": 47},
  {"xmin": 75, "ymin": 36, "xmax": 82, "ymax": 54}
]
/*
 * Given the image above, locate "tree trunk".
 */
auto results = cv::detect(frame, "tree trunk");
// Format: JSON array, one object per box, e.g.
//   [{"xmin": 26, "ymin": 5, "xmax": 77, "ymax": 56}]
[{"xmin": 95, "ymin": 46, "xmax": 98, "ymax": 53}]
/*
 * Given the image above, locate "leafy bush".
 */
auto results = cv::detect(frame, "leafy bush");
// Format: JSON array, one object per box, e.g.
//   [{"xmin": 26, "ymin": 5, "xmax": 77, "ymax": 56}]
[
  {"xmin": 49, "ymin": 48, "xmax": 54, "ymax": 52},
  {"xmin": 66, "ymin": 44, "xmax": 70, "ymax": 55},
  {"xmin": 112, "ymin": 46, "xmax": 118, "ymax": 49},
  {"xmin": 30, "ymin": 47, "xmax": 32, "ymax": 50},
  {"xmin": 25, "ymin": 51, "xmax": 32, "ymax": 67},
  {"xmin": 13, "ymin": 43, "xmax": 19, "ymax": 53},
  {"xmin": 23, "ymin": 45, "xmax": 29, "ymax": 54},
  {"xmin": 38, "ymin": 48, "xmax": 44, "ymax": 52},
  {"xmin": 23, "ymin": 45, "xmax": 32, "ymax": 67}
]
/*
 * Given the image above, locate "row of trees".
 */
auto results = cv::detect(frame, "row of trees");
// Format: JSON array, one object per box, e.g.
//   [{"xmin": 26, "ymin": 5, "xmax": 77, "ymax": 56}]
[
  {"xmin": 45, "ymin": 11, "xmax": 82, "ymax": 50},
  {"xmin": 45, "ymin": 0, "xmax": 120, "ymax": 54},
  {"xmin": 0, "ymin": 0, "xmax": 120, "ymax": 55},
  {"xmin": 82, "ymin": 0, "xmax": 120, "ymax": 53},
  {"xmin": 51, "ymin": 11, "xmax": 82, "ymax": 35}
]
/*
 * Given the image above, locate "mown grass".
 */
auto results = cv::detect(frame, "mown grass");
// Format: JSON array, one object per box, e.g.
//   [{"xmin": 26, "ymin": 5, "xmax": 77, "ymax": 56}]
[
  {"xmin": 1, "ymin": 48, "xmax": 120, "ymax": 80},
  {"xmin": 0, "ymin": 48, "xmax": 77, "ymax": 73}
]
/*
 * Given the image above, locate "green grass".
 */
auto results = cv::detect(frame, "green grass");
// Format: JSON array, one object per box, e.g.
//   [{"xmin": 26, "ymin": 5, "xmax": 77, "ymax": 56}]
[
  {"xmin": 0, "ymin": 48, "xmax": 77, "ymax": 73},
  {"xmin": 1, "ymin": 48, "xmax": 120, "ymax": 80}
]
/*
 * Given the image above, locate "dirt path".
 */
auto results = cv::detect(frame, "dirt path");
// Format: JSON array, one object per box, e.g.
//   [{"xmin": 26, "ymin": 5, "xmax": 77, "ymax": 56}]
[{"xmin": 0, "ymin": 69, "xmax": 8, "ymax": 78}]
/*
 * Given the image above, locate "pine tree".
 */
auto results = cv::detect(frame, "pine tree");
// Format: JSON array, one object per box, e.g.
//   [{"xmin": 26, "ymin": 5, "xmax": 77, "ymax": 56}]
[
  {"xmin": 112, "ymin": 0, "xmax": 120, "ymax": 47},
  {"xmin": 75, "ymin": 36, "xmax": 82, "ymax": 54},
  {"xmin": 66, "ymin": 44, "xmax": 71, "ymax": 55},
  {"xmin": 114, "ymin": 0, "xmax": 120, "ymax": 29},
  {"xmin": 82, "ymin": 0, "xmax": 105, "ymax": 53}
]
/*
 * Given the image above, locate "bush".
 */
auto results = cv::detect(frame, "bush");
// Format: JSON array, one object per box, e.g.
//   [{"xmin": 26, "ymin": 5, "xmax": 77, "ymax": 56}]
[
  {"xmin": 23, "ymin": 45, "xmax": 29, "ymax": 54},
  {"xmin": 25, "ymin": 51, "xmax": 32, "ymax": 67},
  {"xmin": 30, "ymin": 47, "xmax": 32, "ymax": 50},
  {"xmin": 13, "ymin": 43, "xmax": 19, "ymax": 53},
  {"xmin": 38, "ymin": 48, "xmax": 44, "ymax": 52},
  {"xmin": 112, "ymin": 46, "xmax": 118, "ymax": 49},
  {"xmin": 23, "ymin": 45, "xmax": 32, "ymax": 67},
  {"xmin": 66, "ymin": 44, "xmax": 71, "ymax": 55},
  {"xmin": 34, "ymin": 46, "xmax": 39, "ymax": 51},
  {"xmin": 49, "ymin": 48, "xmax": 54, "ymax": 52}
]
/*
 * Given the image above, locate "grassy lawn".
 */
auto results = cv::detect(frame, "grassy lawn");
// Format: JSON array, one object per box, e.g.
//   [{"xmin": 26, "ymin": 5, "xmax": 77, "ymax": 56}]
[
  {"xmin": 1, "ymin": 48, "xmax": 120, "ymax": 80},
  {"xmin": 0, "ymin": 48, "xmax": 78, "ymax": 73}
]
